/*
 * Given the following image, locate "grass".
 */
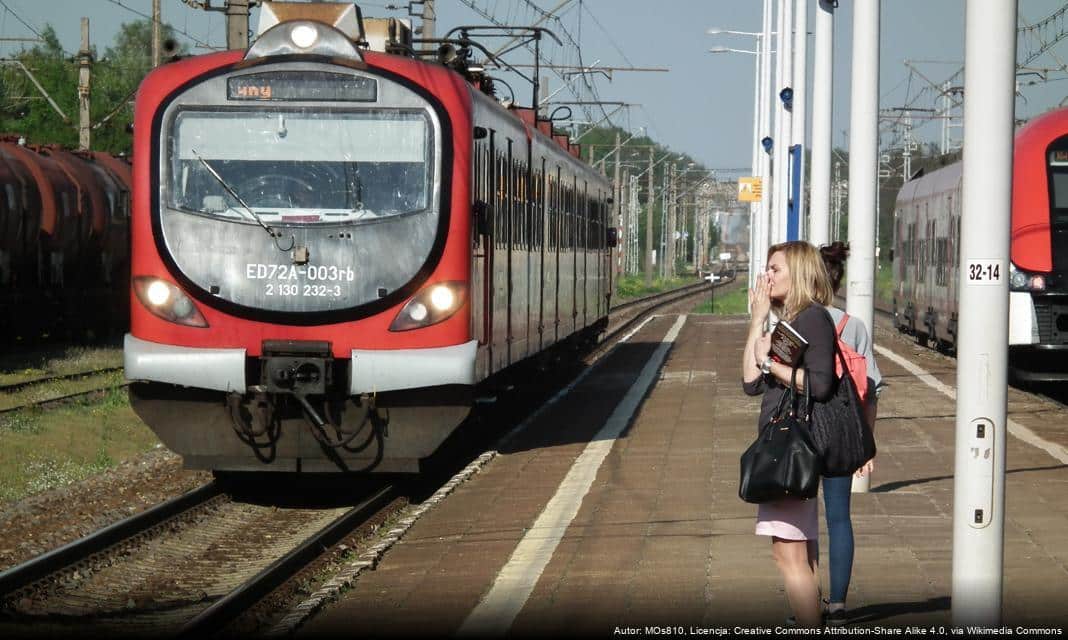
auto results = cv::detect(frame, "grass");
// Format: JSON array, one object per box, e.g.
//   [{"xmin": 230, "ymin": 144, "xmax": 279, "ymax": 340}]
[
  {"xmin": 0, "ymin": 370, "xmax": 127, "ymax": 412},
  {"xmin": 875, "ymin": 259, "xmax": 895, "ymax": 307},
  {"xmin": 615, "ymin": 274, "xmax": 701, "ymax": 302},
  {"xmin": 0, "ymin": 391, "xmax": 160, "ymax": 506},
  {"xmin": 693, "ymin": 281, "xmax": 750, "ymax": 315},
  {"xmin": 836, "ymin": 260, "xmax": 896, "ymax": 308},
  {"xmin": 0, "ymin": 345, "xmax": 123, "ymax": 387}
]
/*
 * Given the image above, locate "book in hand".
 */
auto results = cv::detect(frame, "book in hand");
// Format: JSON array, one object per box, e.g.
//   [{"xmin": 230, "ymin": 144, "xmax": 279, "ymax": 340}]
[{"xmin": 769, "ymin": 319, "xmax": 808, "ymax": 367}]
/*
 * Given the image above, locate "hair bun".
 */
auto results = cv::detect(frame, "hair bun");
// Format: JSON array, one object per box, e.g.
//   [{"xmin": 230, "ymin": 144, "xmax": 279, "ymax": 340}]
[{"xmin": 821, "ymin": 241, "xmax": 850, "ymax": 262}]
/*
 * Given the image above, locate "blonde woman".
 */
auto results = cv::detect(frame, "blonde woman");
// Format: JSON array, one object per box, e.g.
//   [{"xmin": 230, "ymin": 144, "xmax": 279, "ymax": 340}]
[{"xmin": 742, "ymin": 241, "xmax": 836, "ymax": 627}]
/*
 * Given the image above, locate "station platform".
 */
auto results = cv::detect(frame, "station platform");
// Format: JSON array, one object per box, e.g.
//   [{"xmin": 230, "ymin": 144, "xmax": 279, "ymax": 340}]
[{"xmin": 299, "ymin": 312, "xmax": 1068, "ymax": 636}]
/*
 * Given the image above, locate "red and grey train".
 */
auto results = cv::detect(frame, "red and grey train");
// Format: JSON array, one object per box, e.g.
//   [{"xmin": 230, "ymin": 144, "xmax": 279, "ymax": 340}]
[
  {"xmin": 0, "ymin": 138, "xmax": 131, "ymax": 340},
  {"xmin": 125, "ymin": 4, "xmax": 614, "ymax": 472},
  {"xmin": 893, "ymin": 106, "xmax": 1068, "ymax": 381}
]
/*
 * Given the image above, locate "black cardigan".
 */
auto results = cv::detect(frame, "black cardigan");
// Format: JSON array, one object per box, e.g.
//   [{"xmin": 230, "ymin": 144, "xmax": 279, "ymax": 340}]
[{"xmin": 742, "ymin": 304, "xmax": 836, "ymax": 430}]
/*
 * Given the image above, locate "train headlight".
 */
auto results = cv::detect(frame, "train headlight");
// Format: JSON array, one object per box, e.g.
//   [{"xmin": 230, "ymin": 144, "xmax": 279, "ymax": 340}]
[
  {"xmin": 429, "ymin": 285, "xmax": 456, "ymax": 311},
  {"xmin": 1010, "ymin": 265, "xmax": 1049, "ymax": 292},
  {"xmin": 408, "ymin": 302, "xmax": 429, "ymax": 322},
  {"xmin": 290, "ymin": 24, "xmax": 319, "ymax": 49},
  {"xmin": 1010, "ymin": 269, "xmax": 1029, "ymax": 290},
  {"xmin": 389, "ymin": 281, "xmax": 466, "ymax": 331},
  {"xmin": 133, "ymin": 276, "xmax": 209, "ymax": 328},
  {"xmin": 146, "ymin": 280, "xmax": 171, "ymax": 306}
]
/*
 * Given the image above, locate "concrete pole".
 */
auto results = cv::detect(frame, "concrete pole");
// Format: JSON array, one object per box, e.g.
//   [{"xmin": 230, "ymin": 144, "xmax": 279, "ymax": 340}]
[
  {"xmin": 952, "ymin": 0, "xmax": 1016, "ymax": 626},
  {"xmin": 226, "ymin": 0, "xmax": 251, "ymax": 50},
  {"xmin": 422, "ymin": 0, "xmax": 436, "ymax": 40},
  {"xmin": 701, "ymin": 208, "xmax": 711, "ymax": 273},
  {"xmin": 847, "ymin": 0, "xmax": 880, "ymax": 494},
  {"xmin": 756, "ymin": 0, "xmax": 774, "ymax": 275},
  {"xmin": 666, "ymin": 164, "xmax": 676, "ymax": 278},
  {"xmin": 645, "ymin": 147, "xmax": 654, "ymax": 285},
  {"xmin": 628, "ymin": 176, "xmax": 636, "ymax": 273},
  {"xmin": 621, "ymin": 167, "xmax": 630, "ymax": 274},
  {"xmin": 809, "ymin": 0, "xmax": 834, "ymax": 247},
  {"xmin": 152, "ymin": 0, "xmax": 161, "ymax": 68},
  {"xmin": 78, "ymin": 18, "xmax": 91, "ymax": 151},
  {"xmin": 771, "ymin": 0, "xmax": 794, "ymax": 246},
  {"xmin": 749, "ymin": 31, "xmax": 763, "ymax": 285},
  {"xmin": 660, "ymin": 171, "xmax": 668, "ymax": 279},
  {"xmin": 613, "ymin": 131, "xmax": 623, "ymax": 276},
  {"xmin": 789, "ymin": 0, "xmax": 808, "ymax": 240}
]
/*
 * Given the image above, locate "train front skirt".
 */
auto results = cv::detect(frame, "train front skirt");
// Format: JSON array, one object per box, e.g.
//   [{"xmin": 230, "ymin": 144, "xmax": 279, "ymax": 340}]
[{"xmin": 125, "ymin": 334, "xmax": 476, "ymax": 472}]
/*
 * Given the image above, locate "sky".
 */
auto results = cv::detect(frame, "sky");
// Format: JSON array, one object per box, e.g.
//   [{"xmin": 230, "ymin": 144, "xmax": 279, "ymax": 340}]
[{"xmin": 3, "ymin": 0, "xmax": 1068, "ymax": 175}]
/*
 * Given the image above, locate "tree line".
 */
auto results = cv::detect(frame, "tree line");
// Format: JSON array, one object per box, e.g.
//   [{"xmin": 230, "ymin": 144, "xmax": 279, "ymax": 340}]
[{"xmin": 0, "ymin": 20, "xmax": 190, "ymax": 154}]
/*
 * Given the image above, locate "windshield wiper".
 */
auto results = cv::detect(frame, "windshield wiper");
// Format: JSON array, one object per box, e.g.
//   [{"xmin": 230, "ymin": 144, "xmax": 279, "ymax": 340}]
[{"xmin": 191, "ymin": 149, "xmax": 295, "ymax": 253}]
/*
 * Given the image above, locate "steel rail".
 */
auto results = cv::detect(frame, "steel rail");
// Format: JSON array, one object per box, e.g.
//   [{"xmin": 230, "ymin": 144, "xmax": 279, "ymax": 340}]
[
  {"xmin": 176, "ymin": 483, "xmax": 398, "ymax": 638},
  {"xmin": 601, "ymin": 275, "xmax": 739, "ymax": 347},
  {"xmin": 0, "ymin": 367, "xmax": 124, "ymax": 394},
  {"xmin": 0, "ymin": 383, "xmax": 129, "ymax": 416},
  {"xmin": 0, "ymin": 482, "xmax": 223, "ymax": 598},
  {"xmin": 609, "ymin": 278, "xmax": 720, "ymax": 315}
]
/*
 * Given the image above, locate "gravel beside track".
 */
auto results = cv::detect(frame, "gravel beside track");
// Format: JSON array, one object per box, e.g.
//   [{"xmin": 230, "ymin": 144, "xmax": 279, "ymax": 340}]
[
  {"xmin": 1, "ymin": 492, "xmax": 384, "ymax": 636},
  {"xmin": 0, "ymin": 449, "xmax": 210, "ymax": 572}
]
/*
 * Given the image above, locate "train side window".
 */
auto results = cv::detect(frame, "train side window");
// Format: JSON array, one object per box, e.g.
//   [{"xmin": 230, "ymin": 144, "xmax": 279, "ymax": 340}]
[
  {"xmin": 513, "ymin": 158, "xmax": 519, "ymax": 249},
  {"xmin": 548, "ymin": 177, "xmax": 555, "ymax": 250},
  {"xmin": 496, "ymin": 153, "xmax": 507, "ymax": 250},
  {"xmin": 911, "ymin": 224, "xmax": 916, "ymax": 266}
]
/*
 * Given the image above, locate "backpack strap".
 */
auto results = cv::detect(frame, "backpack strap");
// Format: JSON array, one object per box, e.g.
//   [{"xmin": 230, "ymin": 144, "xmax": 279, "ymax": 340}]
[
  {"xmin": 822, "ymin": 307, "xmax": 853, "ymax": 378},
  {"xmin": 836, "ymin": 313, "xmax": 849, "ymax": 336}
]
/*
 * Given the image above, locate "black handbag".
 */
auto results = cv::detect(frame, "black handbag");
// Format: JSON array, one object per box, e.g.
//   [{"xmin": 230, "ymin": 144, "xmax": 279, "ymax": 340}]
[
  {"xmin": 809, "ymin": 314, "xmax": 878, "ymax": 477},
  {"xmin": 738, "ymin": 367, "xmax": 823, "ymax": 504}
]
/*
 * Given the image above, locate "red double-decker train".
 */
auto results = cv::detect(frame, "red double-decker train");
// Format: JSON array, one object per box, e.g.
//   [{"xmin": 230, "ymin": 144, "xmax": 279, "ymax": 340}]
[
  {"xmin": 125, "ymin": 3, "xmax": 614, "ymax": 472},
  {"xmin": 893, "ymin": 106, "xmax": 1068, "ymax": 381}
]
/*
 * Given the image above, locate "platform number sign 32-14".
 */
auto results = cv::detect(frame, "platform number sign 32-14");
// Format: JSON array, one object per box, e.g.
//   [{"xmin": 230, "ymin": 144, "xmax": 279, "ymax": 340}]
[{"xmin": 966, "ymin": 259, "xmax": 1003, "ymax": 285}]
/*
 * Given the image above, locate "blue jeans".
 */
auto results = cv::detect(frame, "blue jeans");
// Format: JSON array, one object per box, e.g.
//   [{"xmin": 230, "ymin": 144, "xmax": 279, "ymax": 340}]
[{"xmin": 822, "ymin": 475, "xmax": 854, "ymax": 604}]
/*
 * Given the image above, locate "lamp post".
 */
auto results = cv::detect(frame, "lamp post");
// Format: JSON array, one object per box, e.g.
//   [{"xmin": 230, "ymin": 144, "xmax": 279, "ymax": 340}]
[
  {"xmin": 707, "ymin": 7, "xmax": 773, "ymax": 283},
  {"xmin": 708, "ymin": 40, "xmax": 766, "ymax": 286}
]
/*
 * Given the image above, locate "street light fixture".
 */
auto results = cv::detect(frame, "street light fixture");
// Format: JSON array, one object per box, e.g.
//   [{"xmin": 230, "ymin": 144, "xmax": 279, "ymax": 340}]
[
  {"xmin": 706, "ymin": 28, "xmax": 767, "ymax": 37},
  {"xmin": 709, "ymin": 46, "xmax": 762, "ymax": 56}
]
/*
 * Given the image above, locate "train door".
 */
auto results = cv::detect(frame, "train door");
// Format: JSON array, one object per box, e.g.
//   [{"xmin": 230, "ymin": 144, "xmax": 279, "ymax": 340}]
[
  {"xmin": 472, "ymin": 131, "xmax": 494, "ymax": 379},
  {"xmin": 495, "ymin": 143, "xmax": 512, "ymax": 372},
  {"xmin": 536, "ymin": 160, "xmax": 547, "ymax": 351},
  {"xmin": 573, "ymin": 176, "xmax": 580, "ymax": 335},
  {"xmin": 553, "ymin": 167, "xmax": 562, "ymax": 344},
  {"xmin": 580, "ymin": 184, "xmax": 588, "ymax": 328}
]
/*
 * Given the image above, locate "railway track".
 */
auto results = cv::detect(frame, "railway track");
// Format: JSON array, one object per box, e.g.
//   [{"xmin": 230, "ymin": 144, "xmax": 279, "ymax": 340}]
[
  {"xmin": 0, "ymin": 367, "xmax": 124, "ymax": 395},
  {"xmin": 0, "ymin": 382, "xmax": 129, "ymax": 416},
  {"xmin": 0, "ymin": 480, "xmax": 398, "ymax": 637}
]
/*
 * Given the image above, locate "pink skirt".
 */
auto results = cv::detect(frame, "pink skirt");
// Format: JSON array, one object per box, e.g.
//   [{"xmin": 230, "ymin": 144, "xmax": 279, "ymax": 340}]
[{"xmin": 755, "ymin": 496, "xmax": 818, "ymax": 540}]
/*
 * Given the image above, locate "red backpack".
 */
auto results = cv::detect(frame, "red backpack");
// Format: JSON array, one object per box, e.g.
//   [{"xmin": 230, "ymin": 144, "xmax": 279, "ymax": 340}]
[{"xmin": 834, "ymin": 314, "xmax": 870, "ymax": 401}]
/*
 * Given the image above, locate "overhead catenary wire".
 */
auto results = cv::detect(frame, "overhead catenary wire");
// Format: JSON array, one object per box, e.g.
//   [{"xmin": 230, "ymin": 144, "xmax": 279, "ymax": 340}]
[
  {"xmin": 104, "ymin": 0, "xmax": 221, "ymax": 51},
  {"xmin": 455, "ymin": 0, "xmax": 617, "ymax": 132},
  {"xmin": 0, "ymin": 0, "xmax": 73, "ymax": 55}
]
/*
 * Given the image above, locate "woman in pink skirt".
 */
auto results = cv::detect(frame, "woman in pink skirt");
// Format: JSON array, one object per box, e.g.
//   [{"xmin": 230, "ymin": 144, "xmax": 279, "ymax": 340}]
[{"xmin": 742, "ymin": 241, "xmax": 837, "ymax": 627}]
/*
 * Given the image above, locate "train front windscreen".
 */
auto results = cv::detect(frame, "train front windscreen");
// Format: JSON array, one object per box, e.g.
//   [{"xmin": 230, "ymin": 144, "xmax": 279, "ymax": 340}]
[
  {"xmin": 1048, "ymin": 142, "xmax": 1068, "ymax": 289},
  {"xmin": 155, "ymin": 65, "xmax": 444, "ymax": 317}
]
